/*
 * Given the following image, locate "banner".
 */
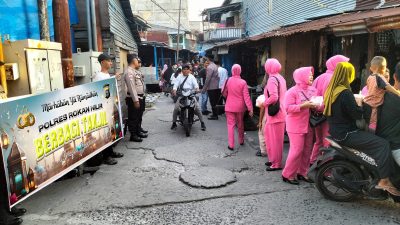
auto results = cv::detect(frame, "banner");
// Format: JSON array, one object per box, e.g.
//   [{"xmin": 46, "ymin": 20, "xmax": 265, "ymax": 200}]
[{"xmin": 0, "ymin": 78, "xmax": 123, "ymax": 208}]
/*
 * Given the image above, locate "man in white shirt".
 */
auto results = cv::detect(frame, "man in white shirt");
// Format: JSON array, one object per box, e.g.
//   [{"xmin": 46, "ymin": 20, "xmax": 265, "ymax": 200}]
[
  {"xmin": 171, "ymin": 64, "xmax": 206, "ymax": 131},
  {"xmin": 92, "ymin": 54, "xmax": 123, "ymax": 165},
  {"xmin": 216, "ymin": 61, "xmax": 228, "ymax": 89}
]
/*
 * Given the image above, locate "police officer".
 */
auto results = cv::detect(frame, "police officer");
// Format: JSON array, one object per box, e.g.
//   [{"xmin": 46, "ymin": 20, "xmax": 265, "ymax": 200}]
[{"xmin": 125, "ymin": 54, "xmax": 148, "ymax": 142}]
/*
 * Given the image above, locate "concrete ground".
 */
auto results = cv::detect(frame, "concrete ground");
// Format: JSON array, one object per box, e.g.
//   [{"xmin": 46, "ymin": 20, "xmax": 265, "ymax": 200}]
[{"xmin": 19, "ymin": 95, "xmax": 400, "ymax": 225}]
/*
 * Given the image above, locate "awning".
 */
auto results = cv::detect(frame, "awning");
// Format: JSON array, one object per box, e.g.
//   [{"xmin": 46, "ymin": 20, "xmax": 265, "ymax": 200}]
[
  {"xmin": 140, "ymin": 41, "xmax": 176, "ymax": 51},
  {"xmin": 201, "ymin": 2, "xmax": 242, "ymax": 23},
  {"xmin": 211, "ymin": 7, "xmax": 400, "ymax": 49}
]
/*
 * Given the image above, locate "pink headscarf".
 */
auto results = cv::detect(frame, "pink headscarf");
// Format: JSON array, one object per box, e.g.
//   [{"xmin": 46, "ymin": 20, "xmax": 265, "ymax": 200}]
[
  {"xmin": 294, "ymin": 67, "xmax": 313, "ymax": 90},
  {"xmin": 264, "ymin": 58, "xmax": 282, "ymax": 76},
  {"xmin": 231, "ymin": 64, "xmax": 241, "ymax": 77},
  {"xmin": 326, "ymin": 55, "xmax": 349, "ymax": 73}
]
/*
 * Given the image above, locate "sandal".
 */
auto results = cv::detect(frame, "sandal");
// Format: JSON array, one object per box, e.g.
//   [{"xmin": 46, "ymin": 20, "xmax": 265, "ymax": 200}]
[{"xmin": 375, "ymin": 185, "xmax": 400, "ymax": 196}]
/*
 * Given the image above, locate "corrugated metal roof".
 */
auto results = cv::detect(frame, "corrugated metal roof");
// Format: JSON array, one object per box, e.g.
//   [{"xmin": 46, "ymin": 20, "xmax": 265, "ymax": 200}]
[
  {"xmin": 108, "ymin": 0, "xmax": 137, "ymax": 49},
  {"xmin": 140, "ymin": 31, "xmax": 170, "ymax": 44},
  {"xmin": 382, "ymin": 0, "xmax": 400, "ymax": 7},
  {"xmin": 354, "ymin": 0, "xmax": 400, "ymax": 10},
  {"xmin": 212, "ymin": 7, "xmax": 400, "ymax": 48},
  {"xmin": 244, "ymin": 0, "xmax": 356, "ymax": 37}
]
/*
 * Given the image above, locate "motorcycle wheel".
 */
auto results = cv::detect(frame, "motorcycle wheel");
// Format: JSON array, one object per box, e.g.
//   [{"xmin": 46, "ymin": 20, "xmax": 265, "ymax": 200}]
[
  {"xmin": 184, "ymin": 118, "xmax": 191, "ymax": 137},
  {"xmin": 315, "ymin": 160, "xmax": 363, "ymax": 202}
]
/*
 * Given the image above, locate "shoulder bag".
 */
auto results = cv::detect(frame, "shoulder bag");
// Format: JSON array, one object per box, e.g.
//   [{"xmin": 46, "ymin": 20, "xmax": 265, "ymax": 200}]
[
  {"xmin": 176, "ymin": 76, "xmax": 189, "ymax": 96},
  {"xmin": 267, "ymin": 76, "xmax": 280, "ymax": 116},
  {"xmin": 300, "ymin": 91, "xmax": 326, "ymax": 127}
]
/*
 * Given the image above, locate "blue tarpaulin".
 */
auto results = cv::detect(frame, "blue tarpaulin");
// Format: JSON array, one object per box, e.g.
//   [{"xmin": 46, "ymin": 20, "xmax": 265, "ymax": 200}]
[
  {"xmin": 0, "ymin": 0, "xmax": 55, "ymax": 41},
  {"xmin": 68, "ymin": 0, "xmax": 79, "ymax": 25}
]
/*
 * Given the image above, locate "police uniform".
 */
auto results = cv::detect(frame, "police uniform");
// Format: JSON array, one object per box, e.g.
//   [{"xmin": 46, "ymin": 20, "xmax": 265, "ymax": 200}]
[{"xmin": 125, "ymin": 66, "xmax": 146, "ymax": 141}]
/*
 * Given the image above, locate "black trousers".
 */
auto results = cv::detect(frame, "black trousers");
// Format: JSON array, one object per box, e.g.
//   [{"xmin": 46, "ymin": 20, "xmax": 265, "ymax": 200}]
[
  {"xmin": 0, "ymin": 158, "xmax": 14, "ymax": 223},
  {"xmin": 139, "ymin": 96, "xmax": 146, "ymax": 129},
  {"xmin": 103, "ymin": 146, "xmax": 114, "ymax": 159},
  {"xmin": 207, "ymin": 89, "xmax": 221, "ymax": 117},
  {"xmin": 126, "ymin": 97, "xmax": 145, "ymax": 135},
  {"xmin": 339, "ymin": 130, "xmax": 393, "ymax": 179}
]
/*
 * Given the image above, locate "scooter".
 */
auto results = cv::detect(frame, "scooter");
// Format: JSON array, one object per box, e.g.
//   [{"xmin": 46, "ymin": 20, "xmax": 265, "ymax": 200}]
[
  {"xmin": 177, "ymin": 89, "xmax": 199, "ymax": 137},
  {"xmin": 308, "ymin": 137, "xmax": 400, "ymax": 202}
]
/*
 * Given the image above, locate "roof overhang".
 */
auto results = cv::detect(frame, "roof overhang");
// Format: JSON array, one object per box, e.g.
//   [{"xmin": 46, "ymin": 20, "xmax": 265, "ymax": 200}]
[{"xmin": 210, "ymin": 7, "xmax": 400, "ymax": 49}]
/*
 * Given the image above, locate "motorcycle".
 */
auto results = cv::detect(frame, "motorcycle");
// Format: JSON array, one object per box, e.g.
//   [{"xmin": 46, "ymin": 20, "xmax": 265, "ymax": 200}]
[
  {"xmin": 308, "ymin": 137, "xmax": 400, "ymax": 202},
  {"xmin": 177, "ymin": 89, "xmax": 199, "ymax": 137}
]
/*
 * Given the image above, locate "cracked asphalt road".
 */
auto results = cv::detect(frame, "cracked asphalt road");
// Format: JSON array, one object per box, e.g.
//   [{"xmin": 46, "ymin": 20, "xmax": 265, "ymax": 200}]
[{"xmin": 20, "ymin": 95, "xmax": 400, "ymax": 225}]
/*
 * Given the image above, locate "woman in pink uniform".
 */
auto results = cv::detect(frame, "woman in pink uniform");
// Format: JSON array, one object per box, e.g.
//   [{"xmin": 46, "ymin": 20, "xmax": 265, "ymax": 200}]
[
  {"xmin": 282, "ymin": 67, "xmax": 317, "ymax": 185},
  {"xmin": 224, "ymin": 64, "xmax": 253, "ymax": 150},
  {"xmin": 263, "ymin": 59, "xmax": 287, "ymax": 171},
  {"xmin": 310, "ymin": 55, "xmax": 349, "ymax": 165}
]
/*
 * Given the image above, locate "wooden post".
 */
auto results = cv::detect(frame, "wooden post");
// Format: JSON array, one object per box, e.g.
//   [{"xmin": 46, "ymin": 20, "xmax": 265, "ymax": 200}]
[
  {"xmin": 154, "ymin": 45, "xmax": 158, "ymax": 80},
  {"xmin": 95, "ymin": 0, "xmax": 103, "ymax": 51},
  {"xmin": 53, "ymin": 0, "xmax": 74, "ymax": 87},
  {"xmin": 367, "ymin": 33, "xmax": 375, "ymax": 63}
]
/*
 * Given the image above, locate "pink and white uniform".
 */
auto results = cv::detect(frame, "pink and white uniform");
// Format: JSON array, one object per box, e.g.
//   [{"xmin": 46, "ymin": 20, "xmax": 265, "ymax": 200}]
[
  {"xmin": 263, "ymin": 59, "xmax": 287, "ymax": 169},
  {"xmin": 310, "ymin": 55, "xmax": 349, "ymax": 164},
  {"xmin": 224, "ymin": 64, "xmax": 253, "ymax": 149},
  {"xmin": 282, "ymin": 67, "xmax": 316, "ymax": 180}
]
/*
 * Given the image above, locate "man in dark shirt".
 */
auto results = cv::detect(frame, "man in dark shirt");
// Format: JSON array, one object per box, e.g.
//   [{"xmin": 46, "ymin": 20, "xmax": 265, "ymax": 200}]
[
  {"xmin": 199, "ymin": 61, "xmax": 210, "ymax": 115},
  {"xmin": 375, "ymin": 62, "xmax": 400, "ymax": 163}
]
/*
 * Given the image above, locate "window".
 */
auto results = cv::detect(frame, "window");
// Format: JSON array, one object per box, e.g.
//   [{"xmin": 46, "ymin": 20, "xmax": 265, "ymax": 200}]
[
  {"xmin": 171, "ymin": 34, "xmax": 184, "ymax": 44},
  {"xmin": 226, "ymin": 17, "xmax": 235, "ymax": 27}
]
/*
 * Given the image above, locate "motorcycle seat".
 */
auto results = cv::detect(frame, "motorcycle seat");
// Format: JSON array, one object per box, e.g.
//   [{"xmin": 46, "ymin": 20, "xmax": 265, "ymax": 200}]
[{"xmin": 325, "ymin": 137, "xmax": 343, "ymax": 149}]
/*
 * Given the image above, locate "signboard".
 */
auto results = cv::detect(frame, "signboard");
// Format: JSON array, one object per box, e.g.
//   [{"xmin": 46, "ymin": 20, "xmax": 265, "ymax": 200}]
[{"xmin": 0, "ymin": 78, "xmax": 123, "ymax": 208}]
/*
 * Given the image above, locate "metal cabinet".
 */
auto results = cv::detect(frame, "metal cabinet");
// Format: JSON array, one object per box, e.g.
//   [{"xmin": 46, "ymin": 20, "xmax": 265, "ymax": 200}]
[
  {"xmin": 25, "ymin": 49, "xmax": 51, "ymax": 94},
  {"xmin": 47, "ymin": 50, "xmax": 64, "ymax": 91},
  {"xmin": 3, "ymin": 39, "xmax": 64, "ymax": 97},
  {"xmin": 72, "ymin": 51, "xmax": 102, "ymax": 85}
]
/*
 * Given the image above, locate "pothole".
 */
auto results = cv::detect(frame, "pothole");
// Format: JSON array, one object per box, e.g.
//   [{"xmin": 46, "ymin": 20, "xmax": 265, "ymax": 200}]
[{"xmin": 179, "ymin": 167, "xmax": 237, "ymax": 188}]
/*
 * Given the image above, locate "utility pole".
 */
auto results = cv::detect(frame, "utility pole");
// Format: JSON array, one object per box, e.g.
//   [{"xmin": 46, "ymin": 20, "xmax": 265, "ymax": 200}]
[
  {"xmin": 53, "ymin": 0, "xmax": 74, "ymax": 87},
  {"xmin": 38, "ymin": 0, "xmax": 50, "ymax": 41},
  {"xmin": 176, "ymin": 0, "xmax": 182, "ymax": 63}
]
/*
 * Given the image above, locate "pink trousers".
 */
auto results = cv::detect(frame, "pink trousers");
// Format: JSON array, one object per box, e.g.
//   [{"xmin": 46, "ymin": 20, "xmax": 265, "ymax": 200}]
[
  {"xmin": 310, "ymin": 122, "xmax": 329, "ymax": 164},
  {"xmin": 282, "ymin": 126, "xmax": 314, "ymax": 179},
  {"xmin": 264, "ymin": 122, "xmax": 285, "ymax": 168},
  {"xmin": 226, "ymin": 111, "xmax": 245, "ymax": 148}
]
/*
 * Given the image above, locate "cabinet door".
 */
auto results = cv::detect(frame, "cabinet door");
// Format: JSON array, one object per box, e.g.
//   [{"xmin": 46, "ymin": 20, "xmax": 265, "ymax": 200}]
[
  {"xmin": 25, "ymin": 49, "xmax": 51, "ymax": 94},
  {"xmin": 47, "ymin": 50, "xmax": 64, "ymax": 91},
  {"xmin": 90, "ymin": 56, "xmax": 101, "ymax": 81}
]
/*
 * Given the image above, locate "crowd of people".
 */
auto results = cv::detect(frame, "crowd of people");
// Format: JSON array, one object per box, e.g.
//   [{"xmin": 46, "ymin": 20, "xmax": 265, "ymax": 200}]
[
  {"xmin": 3, "ymin": 51, "xmax": 400, "ymax": 225},
  {"xmin": 159, "ymin": 54, "xmax": 400, "ymax": 197},
  {"xmin": 252, "ymin": 55, "xmax": 400, "ymax": 194}
]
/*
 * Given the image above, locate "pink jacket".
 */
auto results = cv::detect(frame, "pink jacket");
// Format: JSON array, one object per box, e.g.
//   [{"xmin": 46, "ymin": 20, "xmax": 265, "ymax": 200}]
[
  {"xmin": 285, "ymin": 67, "xmax": 317, "ymax": 134},
  {"xmin": 313, "ymin": 55, "xmax": 350, "ymax": 96},
  {"xmin": 263, "ymin": 58, "xmax": 287, "ymax": 124},
  {"xmin": 224, "ymin": 64, "xmax": 253, "ymax": 113}
]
